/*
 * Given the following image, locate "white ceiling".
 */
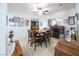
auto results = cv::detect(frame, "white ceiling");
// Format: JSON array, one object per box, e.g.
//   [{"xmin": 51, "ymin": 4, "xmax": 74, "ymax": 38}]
[{"xmin": 8, "ymin": 3, "xmax": 75, "ymax": 15}]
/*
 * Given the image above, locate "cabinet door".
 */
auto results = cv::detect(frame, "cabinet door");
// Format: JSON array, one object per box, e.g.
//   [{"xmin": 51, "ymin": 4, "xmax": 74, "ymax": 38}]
[{"xmin": 31, "ymin": 21, "xmax": 39, "ymax": 29}]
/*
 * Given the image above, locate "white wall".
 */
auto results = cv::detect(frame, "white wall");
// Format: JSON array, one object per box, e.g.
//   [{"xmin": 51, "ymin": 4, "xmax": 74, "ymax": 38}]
[
  {"xmin": 0, "ymin": 3, "xmax": 7, "ymax": 55},
  {"xmin": 46, "ymin": 8, "xmax": 75, "ymax": 25},
  {"xmin": 40, "ymin": 8, "xmax": 76, "ymax": 29},
  {"xmin": 51, "ymin": 8, "xmax": 75, "ymax": 19}
]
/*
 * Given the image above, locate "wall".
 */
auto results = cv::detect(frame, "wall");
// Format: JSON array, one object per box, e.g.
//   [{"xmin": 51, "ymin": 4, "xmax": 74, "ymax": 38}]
[
  {"xmin": 47, "ymin": 8, "xmax": 75, "ymax": 25},
  {"xmin": 0, "ymin": 3, "xmax": 7, "ymax": 55}
]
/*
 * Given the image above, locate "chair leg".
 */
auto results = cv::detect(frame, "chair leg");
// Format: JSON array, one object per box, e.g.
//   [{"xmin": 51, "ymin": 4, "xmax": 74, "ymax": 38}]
[
  {"xmin": 49, "ymin": 36, "xmax": 51, "ymax": 40},
  {"xmin": 34, "ymin": 42, "xmax": 36, "ymax": 51},
  {"xmin": 28, "ymin": 38, "xmax": 29, "ymax": 44},
  {"xmin": 45, "ymin": 41, "xmax": 47, "ymax": 48},
  {"xmin": 30, "ymin": 41, "xmax": 33, "ymax": 47},
  {"xmin": 41, "ymin": 43, "xmax": 42, "ymax": 47},
  {"xmin": 48, "ymin": 38, "xmax": 50, "ymax": 45},
  {"xmin": 48, "ymin": 40, "xmax": 50, "ymax": 45}
]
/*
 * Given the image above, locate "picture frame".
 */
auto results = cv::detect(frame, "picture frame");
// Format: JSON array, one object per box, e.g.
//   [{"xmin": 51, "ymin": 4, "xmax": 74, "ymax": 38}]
[
  {"xmin": 25, "ymin": 20, "xmax": 29, "ymax": 26},
  {"xmin": 68, "ymin": 16, "xmax": 75, "ymax": 25},
  {"xmin": 9, "ymin": 18, "xmax": 15, "ymax": 22},
  {"xmin": 13, "ymin": 16, "xmax": 20, "ymax": 22},
  {"xmin": 7, "ymin": 16, "xmax": 29, "ymax": 27},
  {"xmin": 48, "ymin": 19, "xmax": 52, "ymax": 26}
]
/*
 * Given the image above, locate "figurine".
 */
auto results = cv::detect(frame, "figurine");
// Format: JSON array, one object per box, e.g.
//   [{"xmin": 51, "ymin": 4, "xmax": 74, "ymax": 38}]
[{"xmin": 8, "ymin": 30, "xmax": 14, "ymax": 43}]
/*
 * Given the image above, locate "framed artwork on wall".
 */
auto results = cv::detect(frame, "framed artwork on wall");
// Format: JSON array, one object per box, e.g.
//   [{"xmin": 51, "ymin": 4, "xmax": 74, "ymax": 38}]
[
  {"xmin": 25, "ymin": 20, "xmax": 29, "ymax": 26},
  {"xmin": 68, "ymin": 16, "xmax": 75, "ymax": 25},
  {"xmin": 7, "ymin": 16, "xmax": 29, "ymax": 27},
  {"xmin": 13, "ymin": 16, "xmax": 20, "ymax": 22},
  {"xmin": 48, "ymin": 19, "xmax": 52, "ymax": 26}
]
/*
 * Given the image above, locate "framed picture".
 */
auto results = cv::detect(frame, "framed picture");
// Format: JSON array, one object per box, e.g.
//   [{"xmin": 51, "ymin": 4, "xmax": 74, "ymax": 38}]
[
  {"xmin": 9, "ymin": 18, "xmax": 14, "ymax": 22},
  {"xmin": 48, "ymin": 19, "xmax": 52, "ymax": 26},
  {"xmin": 25, "ymin": 20, "xmax": 29, "ymax": 26},
  {"xmin": 68, "ymin": 16, "xmax": 75, "ymax": 25},
  {"xmin": 13, "ymin": 16, "xmax": 20, "ymax": 22},
  {"xmin": 7, "ymin": 16, "xmax": 29, "ymax": 27}
]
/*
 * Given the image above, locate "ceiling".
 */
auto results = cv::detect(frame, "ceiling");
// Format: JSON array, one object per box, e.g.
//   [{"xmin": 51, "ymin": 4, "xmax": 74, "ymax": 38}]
[{"xmin": 8, "ymin": 3, "xmax": 75, "ymax": 15}]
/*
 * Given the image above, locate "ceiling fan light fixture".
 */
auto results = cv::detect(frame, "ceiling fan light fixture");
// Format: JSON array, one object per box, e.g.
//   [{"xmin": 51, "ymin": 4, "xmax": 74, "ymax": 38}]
[{"xmin": 59, "ymin": 4, "xmax": 63, "ymax": 7}]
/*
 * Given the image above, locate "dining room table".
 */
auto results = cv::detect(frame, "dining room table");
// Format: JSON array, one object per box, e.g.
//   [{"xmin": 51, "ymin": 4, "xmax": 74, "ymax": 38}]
[
  {"xmin": 32, "ymin": 29, "xmax": 46, "ymax": 33},
  {"xmin": 31, "ymin": 29, "xmax": 48, "ymax": 50}
]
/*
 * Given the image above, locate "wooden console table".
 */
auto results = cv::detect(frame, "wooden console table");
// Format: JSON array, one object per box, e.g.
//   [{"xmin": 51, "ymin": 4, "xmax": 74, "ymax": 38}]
[
  {"xmin": 54, "ymin": 40, "xmax": 79, "ymax": 56},
  {"xmin": 50, "ymin": 26, "xmax": 64, "ymax": 39},
  {"xmin": 12, "ymin": 40, "xmax": 23, "ymax": 56}
]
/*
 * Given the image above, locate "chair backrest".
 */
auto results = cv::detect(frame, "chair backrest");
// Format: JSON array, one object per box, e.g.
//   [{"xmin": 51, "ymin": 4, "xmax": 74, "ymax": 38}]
[
  {"xmin": 34, "ymin": 32, "xmax": 40, "ymax": 37},
  {"xmin": 28, "ymin": 30, "xmax": 32, "ymax": 37}
]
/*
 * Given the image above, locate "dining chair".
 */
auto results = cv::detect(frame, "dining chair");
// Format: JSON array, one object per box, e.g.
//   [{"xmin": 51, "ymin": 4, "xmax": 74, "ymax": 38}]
[
  {"xmin": 33, "ymin": 32, "xmax": 41, "ymax": 50},
  {"xmin": 50, "ymin": 30, "xmax": 54, "ymax": 37},
  {"xmin": 33, "ymin": 32, "xmax": 47, "ymax": 51},
  {"xmin": 28, "ymin": 30, "xmax": 32, "ymax": 44},
  {"xmin": 40, "ymin": 32, "xmax": 47, "ymax": 48},
  {"xmin": 45, "ymin": 30, "xmax": 51, "ymax": 45}
]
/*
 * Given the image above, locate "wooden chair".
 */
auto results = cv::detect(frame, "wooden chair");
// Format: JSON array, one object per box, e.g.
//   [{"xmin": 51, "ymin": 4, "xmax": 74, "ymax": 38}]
[
  {"xmin": 28, "ymin": 30, "xmax": 32, "ymax": 44},
  {"xmin": 33, "ymin": 32, "xmax": 47, "ymax": 51},
  {"xmin": 33, "ymin": 32, "xmax": 41, "ymax": 50},
  {"xmin": 45, "ymin": 30, "xmax": 51, "ymax": 45},
  {"xmin": 40, "ymin": 32, "xmax": 47, "ymax": 48}
]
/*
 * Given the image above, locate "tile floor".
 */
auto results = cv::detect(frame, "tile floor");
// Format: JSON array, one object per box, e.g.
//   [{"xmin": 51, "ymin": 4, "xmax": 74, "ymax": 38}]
[{"xmin": 19, "ymin": 38, "xmax": 59, "ymax": 56}]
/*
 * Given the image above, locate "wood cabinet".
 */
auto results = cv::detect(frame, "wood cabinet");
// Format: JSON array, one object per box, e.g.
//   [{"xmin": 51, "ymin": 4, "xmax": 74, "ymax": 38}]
[
  {"xmin": 50, "ymin": 26, "xmax": 64, "ymax": 39},
  {"xmin": 31, "ymin": 21, "xmax": 39, "ymax": 30},
  {"xmin": 54, "ymin": 40, "xmax": 79, "ymax": 56}
]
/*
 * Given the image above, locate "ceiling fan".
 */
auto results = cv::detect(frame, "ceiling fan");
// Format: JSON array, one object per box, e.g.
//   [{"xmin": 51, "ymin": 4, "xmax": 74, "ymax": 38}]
[{"xmin": 37, "ymin": 7, "xmax": 48, "ymax": 15}]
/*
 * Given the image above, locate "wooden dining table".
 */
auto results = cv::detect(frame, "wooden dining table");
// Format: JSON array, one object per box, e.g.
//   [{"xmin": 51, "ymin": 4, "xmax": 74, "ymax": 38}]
[
  {"xmin": 32, "ymin": 29, "xmax": 46, "ymax": 33},
  {"xmin": 33, "ymin": 29, "xmax": 47, "ymax": 41},
  {"xmin": 31, "ymin": 29, "xmax": 47, "ymax": 45},
  {"xmin": 32, "ymin": 29, "xmax": 49, "ymax": 50}
]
